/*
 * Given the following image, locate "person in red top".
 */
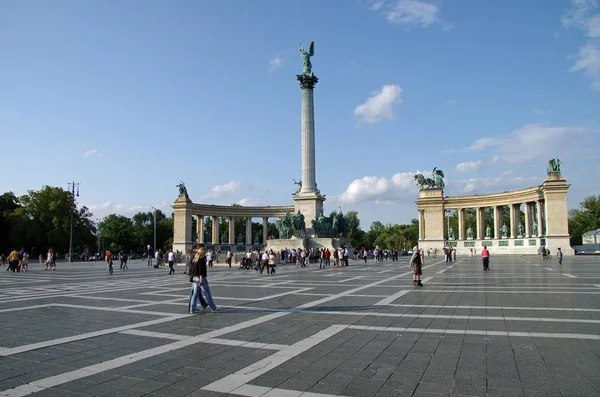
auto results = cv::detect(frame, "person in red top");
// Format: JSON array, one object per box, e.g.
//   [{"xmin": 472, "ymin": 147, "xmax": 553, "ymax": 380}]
[
  {"xmin": 106, "ymin": 250, "xmax": 114, "ymax": 275},
  {"xmin": 323, "ymin": 248, "xmax": 331, "ymax": 268},
  {"xmin": 481, "ymin": 245, "xmax": 490, "ymax": 271}
]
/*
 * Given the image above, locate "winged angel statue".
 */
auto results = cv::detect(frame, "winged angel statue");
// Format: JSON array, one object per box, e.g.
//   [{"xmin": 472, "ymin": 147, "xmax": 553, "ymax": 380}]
[{"xmin": 299, "ymin": 41, "xmax": 315, "ymax": 75}]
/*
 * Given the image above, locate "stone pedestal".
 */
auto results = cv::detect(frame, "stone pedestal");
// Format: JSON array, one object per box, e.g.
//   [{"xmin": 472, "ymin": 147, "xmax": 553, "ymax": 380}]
[
  {"xmin": 293, "ymin": 193, "xmax": 325, "ymax": 234},
  {"xmin": 542, "ymin": 172, "xmax": 573, "ymax": 255},
  {"xmin": 417, "ymin": 189, "xmax": 445, "ymax": 252},
  {"xmin": 172, "ymin": 194, "xmax": 193, "ymax": 254}
]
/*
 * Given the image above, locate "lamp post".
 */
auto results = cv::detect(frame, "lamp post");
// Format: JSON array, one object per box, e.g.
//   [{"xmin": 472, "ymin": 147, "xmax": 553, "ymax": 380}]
[
  {"xmin": 151, "ymin": 207, "xmax": 157, "ymax": 254},
  {"xmin": 96, "ymin": 218, "xmax": 101, "ymax": 258},
  {"xmin": 68, "ymin": 182, "xmax": 80, "ymax": 263},
  {"xmin": 445, "ymin": 209, "xmax": 451, "ymax": 241}
]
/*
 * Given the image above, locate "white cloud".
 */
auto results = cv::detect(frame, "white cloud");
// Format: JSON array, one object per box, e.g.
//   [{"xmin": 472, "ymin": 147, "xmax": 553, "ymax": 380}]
[
  {"xmin": 84, "ymin": 149, "xmax": 105, "ymax": 158},
  {"xmin": 455, "ymin": 160, "xmax": 483, "ymax": 173},
  {"xmin": 237, "ymin": 197, "xmax": 260, "ymax": 206},
  {"xmin": 268, "ymin": 57, "xmax": 282, "ymax": 72},
  {"xmin": 461, "ymin": 123, "xmax": 597, "ymax": 164},
  {"xmin": 383, "ymin": 0, "xmax": 440, "ymax": 27},
  {"xmin": 446, "ymin": 99, "xmax": 457, "ymax": 105},
  {"xmin": 531, "ymin": 108, "xmax": 551, "ymax": 115},
  {"xmin": 354, "ymin": 84, "xmax": 403, "ymax": 124},
  {"xmin": 204, "ymin": 181, "xmax": 242, "ymax": 199},
  {"xmin": 452, "ymin": 173, "xmax": 541, "ymax": 195},
  {"xmin": 563, "ymin": 0, "xmax": 600, "ymax": 90},
  {"xmin": 338, "ymin": 172, "xmax": 417, "ymax": 204}
]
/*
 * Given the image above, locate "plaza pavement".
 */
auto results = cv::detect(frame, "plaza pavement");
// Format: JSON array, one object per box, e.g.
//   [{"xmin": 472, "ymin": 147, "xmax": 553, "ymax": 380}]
[{"xmin": 0, "ymin": 254, "xmax": 599, "ymax": 397}]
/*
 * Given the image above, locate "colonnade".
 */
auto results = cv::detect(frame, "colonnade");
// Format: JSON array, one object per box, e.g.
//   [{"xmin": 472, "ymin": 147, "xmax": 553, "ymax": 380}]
[
  {"xmin": 441, "ymin": 200, "xmax": 545, "ymax": 240},
  {"xmin": 416, "ymin": 171, "xmax": 572, "ymax": 254},
  {"xmin": 192, "ymin": 215, "xmax": 270, "ymax": 246}
]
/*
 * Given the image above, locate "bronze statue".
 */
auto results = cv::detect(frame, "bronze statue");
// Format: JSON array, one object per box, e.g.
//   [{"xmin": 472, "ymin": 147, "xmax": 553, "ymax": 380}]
[
  {"xmin": 299, "ymin": 41, "xmax": 314, "ymax": 75},
  {"xmin": 414, "ymin": 167, "xmax": 445, "ymax": 189},
  {"xmin": 176, "ymin": 181, "xmax": 189, "ymax": 198},
  {"xmin": 547, "ymin": 157, "xmax": 562, "ymax": 174}
]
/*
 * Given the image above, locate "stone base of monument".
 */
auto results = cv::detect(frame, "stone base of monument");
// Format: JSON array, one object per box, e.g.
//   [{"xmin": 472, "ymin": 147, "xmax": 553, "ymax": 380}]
[{"xmin": 266, "ymin": 237, "xmax": 351, "ymax": 252}]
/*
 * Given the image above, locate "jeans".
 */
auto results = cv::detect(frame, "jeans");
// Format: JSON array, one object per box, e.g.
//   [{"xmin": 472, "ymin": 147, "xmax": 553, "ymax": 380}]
[
  {"xmin": 188, "ymin": 280, "xmax": 208, "ymax": 312},
  {"xmin": 199, "ymin": 278, "xmax": 217, "ymax": 310},
  {"xmin": 148, "ymin": 256, "xmax": 152, "ymax": 267}
]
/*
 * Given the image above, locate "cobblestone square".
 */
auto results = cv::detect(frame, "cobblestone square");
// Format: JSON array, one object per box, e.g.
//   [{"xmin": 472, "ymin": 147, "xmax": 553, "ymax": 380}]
[{"xmin": 1, "ymin": 255, "xmax": 599, "ymax": 396}]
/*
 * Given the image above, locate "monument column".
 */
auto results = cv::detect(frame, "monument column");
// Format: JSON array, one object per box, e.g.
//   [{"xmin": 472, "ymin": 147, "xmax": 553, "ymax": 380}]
[
  {"xmin": 418, "ymin": 210, "xmax": 425, "ymax": 240},
  {"xmin": 509, "ymin": 204, "xmax": 516, "ymax": 238},
  {"xmin": 228, "ymin": 216, "xmax": 235, "ymax": 246},
  {"xmin": 245, "ymin": 217, "xmax": 252, "ymax": 245},
  {"xmin": 542, "ymin": 171, "xmax": 572, "ymax": 253},
  {"xmin": 493, "ymin": 206, "xmax": 500, "ymax": 239},
  {"xmin": 172, "ymin": 195, "xmax": 193, "ymax": 253},
  {"xmin": 197, "ymin": 215, "xmax": 204, "ymax": 244},
  {"xmin": 262, "ymin": 217, "xmax": 269, "ymax": 244},
  {"xmin": 536, "ymin": 200, "xmax": 543, "ymax": 237},
  {"xmin": 293, "ymin": 42, "xmax": 325, "ymax": 231},
  {"xmin": 524, "ymin": 203, "xmax": 530, "ymax": 238},
  {"xmin": 476, "ymin": 207, "xmax": 482, "ymax": 240},
  {"xmin": 211, "ymin": 216, "xmax": 218, "ymax": 245}
]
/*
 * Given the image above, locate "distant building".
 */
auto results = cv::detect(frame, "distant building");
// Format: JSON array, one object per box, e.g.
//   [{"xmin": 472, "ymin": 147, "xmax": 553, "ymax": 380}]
[{"xmin": 582, "ymin": 229, "xmax": 600, "ymax": 244}]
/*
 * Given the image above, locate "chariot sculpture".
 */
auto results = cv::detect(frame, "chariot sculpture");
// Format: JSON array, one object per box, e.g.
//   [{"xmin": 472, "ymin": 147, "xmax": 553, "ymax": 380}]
[{"xmin": 414, "ymin": 167, "xmax": 445, "ymax": 190}]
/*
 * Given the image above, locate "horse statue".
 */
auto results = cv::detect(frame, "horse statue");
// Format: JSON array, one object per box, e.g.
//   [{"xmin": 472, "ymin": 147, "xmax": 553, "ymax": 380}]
[
  {"xmin": 293, "ymin": 211, "xmax": 306, "ymax": 237},
  {"xmin": 414, "ymin": 167, "xmax": 445, "ymax": 189},
  {"xmin": 547, "ymin": 157, "xmax": 561, "ymax": 174}
]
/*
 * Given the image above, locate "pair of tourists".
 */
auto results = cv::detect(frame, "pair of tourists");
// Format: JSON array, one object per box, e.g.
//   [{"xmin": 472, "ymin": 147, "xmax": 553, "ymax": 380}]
[{"xmin": 188, "ymin": 244, "xmax": 219, "ymax": 313}]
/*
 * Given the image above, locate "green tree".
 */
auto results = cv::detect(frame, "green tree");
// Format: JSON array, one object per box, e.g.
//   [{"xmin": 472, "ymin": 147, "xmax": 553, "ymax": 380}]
[
  {"xmin": 569, "ymin": 195, "xmax": 600, "ymax": 245},
  {"xmin": 99, "ymin": 214, "xmax": 135, "ymax": 252}
]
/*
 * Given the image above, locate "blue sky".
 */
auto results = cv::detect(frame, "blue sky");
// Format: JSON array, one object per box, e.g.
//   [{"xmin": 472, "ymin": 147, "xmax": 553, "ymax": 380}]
[{"xmin": 1, "ymin": 0, "xmax": 599, "ymax": 227}]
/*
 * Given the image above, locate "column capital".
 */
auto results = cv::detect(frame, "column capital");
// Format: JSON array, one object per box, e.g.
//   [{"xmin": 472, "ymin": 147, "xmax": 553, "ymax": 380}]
[{"xmin": 296, "ymin": 74, "xmax": 319, "ymax": 89}]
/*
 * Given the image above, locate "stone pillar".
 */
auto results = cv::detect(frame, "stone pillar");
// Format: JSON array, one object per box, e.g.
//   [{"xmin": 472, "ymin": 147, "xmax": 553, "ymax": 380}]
[
  {"xmin": 416, "ymin": 189, "xmax": 444, "ymax": 252},
  {"xmin": 262, "ymin": 217, "xmax": 269, "ymax": 244},
  {"xmin": 245, "ymin": 217, "xmax": 252, "ymax": 245},
  {"xmin": 172, "ymin": 195, "xmax": 193, "ymax": 253},
  {"xmin": 536, "ymin": 200, "xmax": 543, "ymax": 237},
  {"xmin": 211, "ymin": 216, "xmax": 218, "ymax": 245},
  {"xmin": 476, "ymin": 207, "xmax": 483, "ymax": 240},
  {"xmin": 228, "ymin": 216, "xmax": 235, "ymax": 246},
  {"xmin": 197, "ymin": 216, "xmax": 204, "ymax": 244},
  {"xmin": 524, "ymin": 203, "xmax": 530, "ymax": 238},
  {"xmin": 418, "ymin": 210, "xmax": 425, "ymax": 240},
  {"xmin": 542, "ymin": 172, "xmax": 572, "ymax": 254},
  {"xmin": 458, "ymin": 208, "xmax": 465, "ymax": 240},
  {"xmin": 509, "ymin": 204, "xmax": 516, "ymax": 239},
  {"xmin": 493, "ymin": 206, "xmax": 500, "ymax": 239},
  {"xmin": 297, "ymin": 74, "xmax": 318, "ymax": 195}
]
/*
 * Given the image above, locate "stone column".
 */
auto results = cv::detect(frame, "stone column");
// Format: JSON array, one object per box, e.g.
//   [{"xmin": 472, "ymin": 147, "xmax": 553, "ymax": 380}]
[
  {"xmin": 197, "ymin": 216, "xmax": 204, "ymax": 244},
  {"xmin": 245, "ymin": 217, "xmax": 252, "ymax": 245},
  {"xmin": 172, "ymin": 196, "xmax": 193, "ymax": 253},
  {"xmin": 228, "ymin": 216, "xmax": 235, "ymax": 246},
  {"xmin": 509, "ymin": 204, "xmax": 516, "ymax": 238},
  {"xmin": 476, "ymin": 207, "xmax": 482, "ymax": 240},
  {"xmin": 524, "ymin": 203, "xmax": 530, "ymax": 238},
  {"xmin": 262, "ymin": 217, "xmax": 269, "ymax": 244},
  {"xmin": 416, "ymin": 189, "xmax": 444, "ymax": 252},
  {"xmin": 418, "ymin": 210, "xmax": 425, "ymax": 240},
  {"xmin": 458, "ymin": 208, "xmax": 465, "ymax": 240},
  {"xmin": 297, "ymin": 74, "xmax": 319, "ymax": 195},
  {"xmin": 211, "ymin": 216, "xmax": 218, "ymax": 245},
  {"xmin": 542, "ymin": 172, "xmax": 572, "ymax": 254},
  {"xmin": 536, "ymin": 200, "xmax": 543, "ymax": 237},
  {"xmin": 493, "ymin": 206, "xmax": 500, "ymax": 239}
]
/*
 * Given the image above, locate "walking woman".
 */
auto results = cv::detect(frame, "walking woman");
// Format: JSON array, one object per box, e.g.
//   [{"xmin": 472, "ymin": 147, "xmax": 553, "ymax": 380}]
[
  {"xmin": 188, "ymin": 244, "xmax": 219, "ymax": 312},
  {"xmin": 409, "ymin": 246, "xmax": 423, "ymax": 286}
]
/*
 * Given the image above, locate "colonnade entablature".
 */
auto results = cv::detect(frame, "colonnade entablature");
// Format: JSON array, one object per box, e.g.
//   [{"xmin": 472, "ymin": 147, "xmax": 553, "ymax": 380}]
[
  {"xmin": 172, "ymin": 195, "xmax": 295, "ymax": 253},
  {"xmin": 417, "ymin": 172, "xmax": 573, "ymax": 255}
]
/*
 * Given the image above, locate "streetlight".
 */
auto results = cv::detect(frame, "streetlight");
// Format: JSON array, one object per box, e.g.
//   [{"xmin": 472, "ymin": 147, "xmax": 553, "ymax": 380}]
[
  {"xmin": 96, "ymin": 218, "xmax": 101, "ymax": 258},
  {"xmin": 68, "ymin": 182, "xmax": 80, "ymax": 263},
  {"xmin": 445, "ymin": 209, "xmax": 451, "ymax": 240},
  {"xmin": 151, "ymin": 207, "xmax": 157, "ymax": 254}
]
